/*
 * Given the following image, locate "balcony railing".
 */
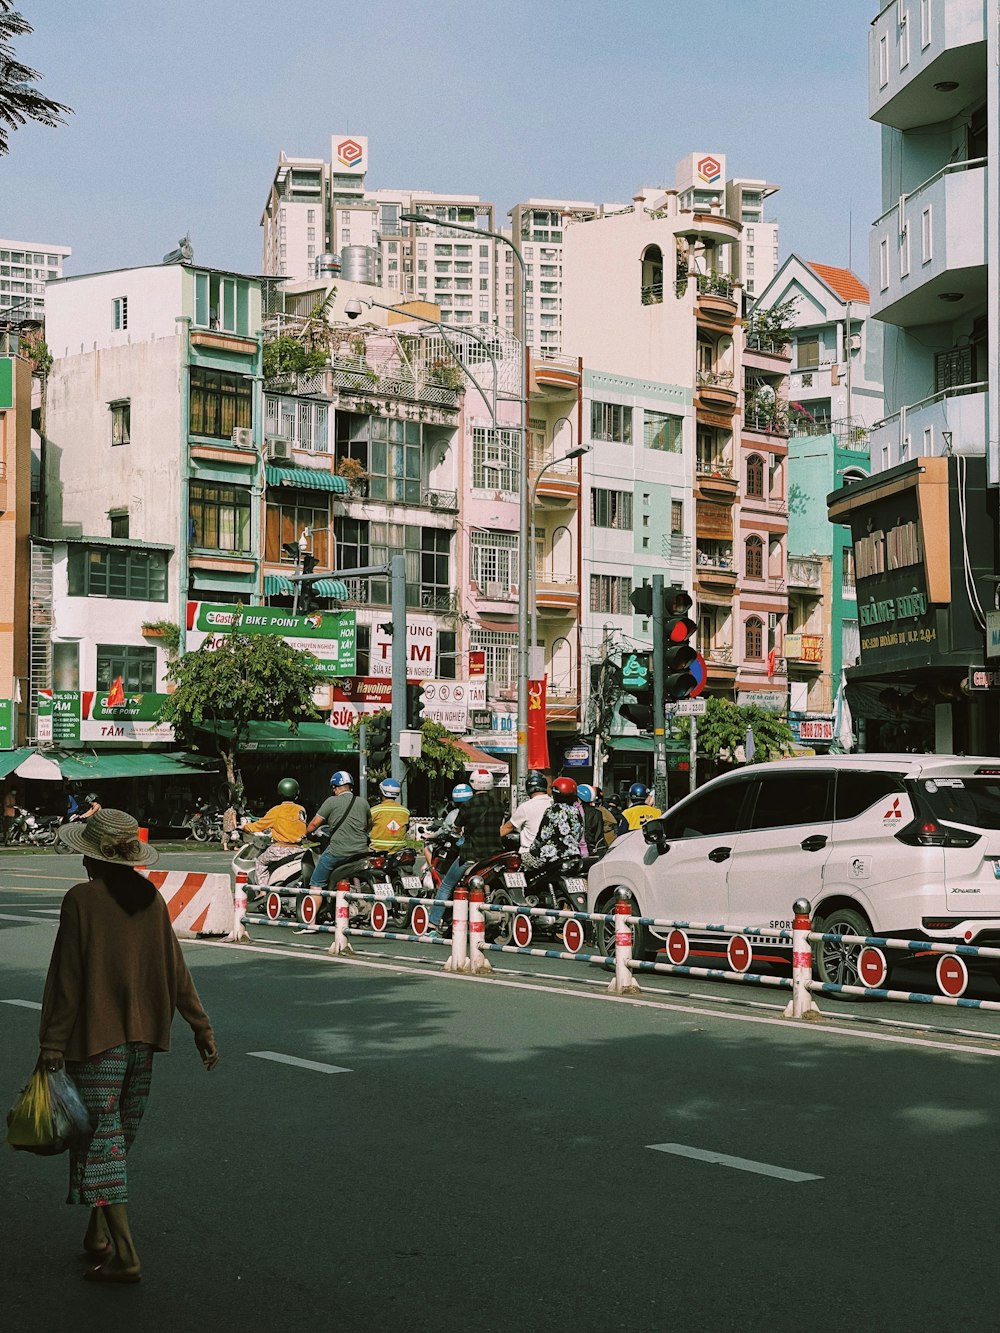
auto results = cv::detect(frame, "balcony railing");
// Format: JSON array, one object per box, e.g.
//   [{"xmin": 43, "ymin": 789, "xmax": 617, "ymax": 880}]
[
  {"xmin": 745, "ymin": 334, "xmax": 790, "ymax": 356},
  {"xmin": 697, "ymin": 457, "xmax": 733, "ymax": 478},
  {"xmin": 697, "ymin": 370, "xmax": 736, "ymax": 388},
  {"xmin": 696, "ymin": 549, "xmax": 734, "ymax": 571},
  {"xmin": 696, "ymin": 272, "xmax": 735, "ymax": 300},
  {"xmin": 707, "ymin": 644, "xmax": 734, "ymax": 664},
  {"xmin": 641, "ymin": 283, "xmax": 664, "ymax": 306},
  {"xmin": 788, "ymin": 556, "xmax": 823, "ymax": 590},
  {"xmin": 870, "ymin": 382, "xmax": 987, "ymax": 463},
  {"xmin": 789, "ymin": 417, "xmax": 870, "ymax": 450}
]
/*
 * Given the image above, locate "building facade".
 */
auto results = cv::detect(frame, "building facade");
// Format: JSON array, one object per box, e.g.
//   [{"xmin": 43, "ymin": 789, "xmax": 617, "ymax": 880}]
[{"xmin": 0, "ymin": 238, "xmax": 71, "ymax": 323}]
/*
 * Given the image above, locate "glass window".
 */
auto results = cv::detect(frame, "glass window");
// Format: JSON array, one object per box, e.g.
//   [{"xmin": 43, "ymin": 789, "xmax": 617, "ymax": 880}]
[
  {"xmin": 671, "ymin": 500, "xmax": 684, "ymax": 534},
  {"xmin": 916, "ymin": 777, "xmax": 1000, "ymax": 830},
  {"xmin": 745, "ymin": 536, "xmax": 764, "ymax": 579},
  {"xmin": 188, "ymin": 482, "xmax": 251, "ymax": 553},
  {"xmin": 471, "ymin": 529, "xmax": 518, "ymax": 591},
  {"xmin": 420, "ymin": 528, "xmax": 452, "ymax": 609},
  {"xmin": 591, "ymin": 401, "xmax": 632, "ymax": 444},
  {"xmin": 796, "ymin": 337, "xmax": 820, "ymax": 370},
  {"xmin": 189, "ymin": 368, "xmax": 252, "ymax": 440},
  {"xmin": 472, "ymin": 426, "xmax": 520, "ymax": 492},
  {"xmin": 590, "ymin": 488, "xmax": 633, "ymax": 529},
  {"xmin": 469, "ymin": 629, "xmax": 518, "ymax": 688},
  {"xmin": 67, "ymin": 546, "xmax": 168, "ymax": 601},
  {"xmin": 643, "ymin": 409, "xmax": 682, "ymax": 453},
  {"xmin": 661, "ymin": 779, "xmax": 753, "ymax": 838},
  {"xmin": 835, "ymin": 771, "xmax": 907, "ymax": 821},
  {"xmin": 110, "ymin": 400, "xmax": 131, "ymax": 446},
  {"xmin": 96, "ymin": 644, "xmax": 157, "ymax": 693},
  {"xmin": 745, "ymin": 615, "xmax": 764, "ymax": 658},
  {"xmin": 746, "ymin": 454, "xmax": 765, "ymax": 497},
  {"xmin": 193, "ymin": 271, "xmax": 253, "ymax": 335},
  {"xmin": 264, "ymin": 492, "xmax": 331, "ymax": 566},
  {"xmin": 589, "ymin": 574, "xmax": 632, "ymax": 614},
  {"xmin": 748, "ymin": 774, "xmax": 833, "ymax": 830},
  {"xmin": 109, "ymin": 512, "xmax": 129, "ymax": 539},
  {"xmin": 112, "ymin": 296, "xmax": 128, "ymax": 331}
]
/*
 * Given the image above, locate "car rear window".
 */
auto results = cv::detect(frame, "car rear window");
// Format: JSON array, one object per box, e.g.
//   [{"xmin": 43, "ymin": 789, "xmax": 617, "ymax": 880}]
[
  {"xmin": 914, "ymin": 777, "xmax": 1000, "ymax": 830},
  {"xmin": 835, "ymin": 770, "xmax": 907, "ymax": 820}
]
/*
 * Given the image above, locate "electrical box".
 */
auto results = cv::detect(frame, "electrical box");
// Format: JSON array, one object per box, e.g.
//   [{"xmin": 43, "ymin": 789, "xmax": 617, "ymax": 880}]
[{"xmin": 399, "ymin": 729, "xmax": 423, "ymax": 759}]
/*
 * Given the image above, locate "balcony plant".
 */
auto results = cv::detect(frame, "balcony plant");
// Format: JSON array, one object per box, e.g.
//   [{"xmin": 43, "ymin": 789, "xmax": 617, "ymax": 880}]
[
  {"xmin": 140, "ymin": 619, "xmax": 181, "ymax": 658},
  {"xmin": 336, "ymin": 456, "xmax": 370, "ymax": 496},
  {"xmin": 744, "ymin": 297, "xmax": 797, "ymax": 353}
]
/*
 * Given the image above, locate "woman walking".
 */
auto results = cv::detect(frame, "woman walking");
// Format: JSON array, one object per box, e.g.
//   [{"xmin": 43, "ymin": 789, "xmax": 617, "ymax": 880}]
[{"xmin": 38, "ymin": 808, "xmax": 218, "ymax": 1283}]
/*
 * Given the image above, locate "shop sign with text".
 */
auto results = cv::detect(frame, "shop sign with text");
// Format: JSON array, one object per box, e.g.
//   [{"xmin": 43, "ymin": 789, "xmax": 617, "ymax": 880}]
[
  {"xmin": 185, "ymin": 602, "xmax": 356, "ymax": 678},
  {"xmin": 37, "ymin": 691, "xmax": 175, "ymax": 744}
]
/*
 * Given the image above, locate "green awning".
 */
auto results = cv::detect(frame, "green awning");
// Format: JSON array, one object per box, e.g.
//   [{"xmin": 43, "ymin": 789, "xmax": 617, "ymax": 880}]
[
  {"xmin": 55, "ymin": 752, "xmax": 216, "ymax": 780},
  {"xmin": 0, "ymin": 747, "xmax": 36, "ymax": 779},
  {"xmin": 263, "ymin": 574, "xmax": 350, "ymax": 600},
  {"xmin": 265, "ymin": 465, "xmax": 348, "ymax": 493},
  {"xmin": 606, "ymin": 735, "xmax": 654, "ymax": 753},
  {"xmin": 196, "ymin": 720, "xmax": 355, "ymax": 754}
]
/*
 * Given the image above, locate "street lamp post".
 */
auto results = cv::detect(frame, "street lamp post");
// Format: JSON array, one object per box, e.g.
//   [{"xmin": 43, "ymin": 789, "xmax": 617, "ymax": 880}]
[
  {"xmin": 400, "ymin": 211, "xmax": 531, "ymax": 795},
  {"xmin": 528, "ymin": 430, "xmax": 590, "ymax": 679}
]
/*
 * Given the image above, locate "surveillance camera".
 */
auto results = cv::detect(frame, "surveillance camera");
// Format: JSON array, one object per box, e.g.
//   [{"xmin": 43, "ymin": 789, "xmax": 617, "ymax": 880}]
[{"xmin": 345, "ymin": 299, "xmax": 362, "ymax": 320}]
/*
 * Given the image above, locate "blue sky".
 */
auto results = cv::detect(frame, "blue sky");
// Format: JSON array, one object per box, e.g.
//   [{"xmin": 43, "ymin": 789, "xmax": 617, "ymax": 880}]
[{"xmin": 3, "ymin": 0, "xmax": 881, "ymax": 280}]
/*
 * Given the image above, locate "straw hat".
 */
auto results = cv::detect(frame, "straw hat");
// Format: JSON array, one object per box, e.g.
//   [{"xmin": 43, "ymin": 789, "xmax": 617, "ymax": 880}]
[{"xmin": 56, "ymin": 808, "xmax": 159, "ymax": 866}]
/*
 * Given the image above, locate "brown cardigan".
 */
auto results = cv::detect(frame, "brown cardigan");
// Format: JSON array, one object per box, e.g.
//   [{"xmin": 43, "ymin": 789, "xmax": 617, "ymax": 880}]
[{"xmin": 39, "ymin": 878, "xmax": 214, "ymax": 1061}]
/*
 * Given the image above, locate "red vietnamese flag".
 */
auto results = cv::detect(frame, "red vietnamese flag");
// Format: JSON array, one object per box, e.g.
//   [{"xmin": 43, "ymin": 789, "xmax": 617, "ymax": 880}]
[
  {"xmin": 527, "ymin": 677, "xmax": 549, "ymax": 770},
  {"xmin": 106, "ymin": 675, "xmax": 126, "ymax": 707}
]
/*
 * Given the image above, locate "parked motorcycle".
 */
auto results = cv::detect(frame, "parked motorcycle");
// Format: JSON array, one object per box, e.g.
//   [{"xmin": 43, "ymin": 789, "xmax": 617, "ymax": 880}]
[
  {"xmin": 188, "ymin": 802, "xmax": 222, "ymax": 843},
  {"xmin": 4, "ymin": 807, "xmax": 61, "ymax": 847}
]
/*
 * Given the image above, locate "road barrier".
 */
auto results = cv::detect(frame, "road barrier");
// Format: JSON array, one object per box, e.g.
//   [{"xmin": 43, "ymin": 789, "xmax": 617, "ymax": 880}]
[
  {"xmin": 148, "ymin": 870, "xmax": 232, "ymax": 937},
  {"xmin": 235, "ymin": 883, "xmax": 1000, "ymax": 1016}
]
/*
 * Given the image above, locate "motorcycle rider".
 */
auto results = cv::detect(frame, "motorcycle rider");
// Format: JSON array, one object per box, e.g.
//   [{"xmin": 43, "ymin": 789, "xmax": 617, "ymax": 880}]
[
  {"xmin": 617, "ymin": 781, "xmax": 662, "ymax": 833},
  {"xmin": 425, "ymin": 782, "xmax": 474, "ymax": 933},
  {"xmin": 307, "ymin": 771, "xmax": 372, "ymax": 892},
  {"xmin": 521, "ymin": 776, "xmax": 584, "ymax": 871},
  {"xmin": 499, "ymin": 771, "xmax": 551, "ymax": 854},
  {"xmin": 575, "ymin": 784, "xmax": 608, "ymax": 859},
  {"xmin": 456, "ymin": 769, "xmax": 505, "ymax": 865},
  {"xmin": 71, "ymin": 792, "xmax": 102, "ymax": 823},
  {"xmin": 241, "ymin": 777, "xmax": 307, "ymax": 886},
  {"xmin": 592, "ymin": 786, "xmax": 619, "ymax": 850},
  {"xmin": 369, "ymin": 777, "xmax": 410, "ymax": 852}
]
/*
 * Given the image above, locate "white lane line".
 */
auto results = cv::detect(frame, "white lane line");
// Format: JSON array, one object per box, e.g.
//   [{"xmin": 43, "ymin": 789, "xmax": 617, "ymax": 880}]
[
  {"xmin": 648, "ymin": 1143, "xmax": 822, "ymax": 1183},
  {"xmin": 0, "ymin": 912, "xmax": 57, "ymax": 923},
  {"xmin": 192, "ymin": 940, "xmax": 1000, "ymax": 1059},
  {"xmin": 247, "ymin": 1050, "xmax": 351, "ymax": 1074},
  {"xmin": 2, "ymin": 998, "xmax": 42, "ymax": 1009}
]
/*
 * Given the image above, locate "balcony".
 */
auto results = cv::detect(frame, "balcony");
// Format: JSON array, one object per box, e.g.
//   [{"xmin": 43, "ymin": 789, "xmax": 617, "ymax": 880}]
[
  {"xmin": 676, "ymin": 212, "xmax": 742, "ymax": 247},
  {"xmin": 870, "ymin": 160, "xmax": 986, "ymax": 326},
  {"xmin": 531, "ymin": 354, "xmax": 580, "ymax": 397},
  {"xmin": 787, "ymin": 556, "xmax": 823, "ymax": 592},
  {"xmin": 695, "ymin": 459, "xmax": 738, "ymax": 503},
  {"xmin": 744, "ymin": 337, "xmax": 791, "ymax": 375},
  {"xmin": 695, "ymin": 546, "xmax": 737, "ymax": 595},
  {"xmin": 696, "ymin": 371, "xmax": 739, "ymax": 417},
  {"xmin": 546, "ymin": 690, "xmax": 580, "ymax": 726},
  {"xmin": 869, "ymin": 381, "xmax": 988, "ymax": 464},
  {"xmin": 535, "ymin": 573, "xmax": 579, "ymax": 613},
  {"xmin": 695, "ymin": 272, "xmax": 739, "ymax": 328},
  {"xmin": 869, "ymin": 0, "xmax": 986, "ymax": 131}
]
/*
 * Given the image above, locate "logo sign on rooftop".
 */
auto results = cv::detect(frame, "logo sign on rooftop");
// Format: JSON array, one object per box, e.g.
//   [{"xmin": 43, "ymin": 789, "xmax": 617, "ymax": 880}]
[
  {"xmin": 334, "ymin": 135, "xmax": 367, "ymax": 174},
  {"xmin": 697, "ymin": 154, "xmax": 722, "ymax": 184}
]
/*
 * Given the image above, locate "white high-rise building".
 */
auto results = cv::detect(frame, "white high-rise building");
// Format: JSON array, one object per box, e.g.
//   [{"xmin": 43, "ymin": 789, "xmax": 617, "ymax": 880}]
[{"xmin": 0, "ymin": 239, "xmax": 71, "ymax": 323}]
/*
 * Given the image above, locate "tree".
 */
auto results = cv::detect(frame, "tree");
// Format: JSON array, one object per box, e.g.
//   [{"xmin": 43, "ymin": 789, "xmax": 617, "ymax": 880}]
[
  {"xmin": 675, "ymin": 697, "xmax": 794, "ymax": 766},
  {"xmin": 345, "ymin": 714, "xmax": 465, "ymax": 785},
  {"xmin": 159, "ymin": 633, "xmax": 320, "ymax": 793},
  {"xmin": 262, "ymin": 335, "xmax": 328, "ymax": 381},
  {"xmin": 744, "ymin": 297, "xmax": 798, "ymax": 351},
  {"xmin": 0, "ymin": 2, "xmax": 70, "ymax": 156}
]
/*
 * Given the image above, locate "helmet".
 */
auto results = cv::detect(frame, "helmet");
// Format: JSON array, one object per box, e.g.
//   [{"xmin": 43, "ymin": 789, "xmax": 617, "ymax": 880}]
[
  {"xmin": 593, "ymin": 786, "xmax": 604, "ymax": 802},
  {"xmin": 469, "ymin": 768, "xmax": 494, "ymax": 792},
  {"xmin": 576, "ymin": 783, "xmax": 595, "ymax": 804},
  {"xmin": 277, "ymin": 778, "xmax": 300, "ymax": 800},
  {"xmin": 330, "ymin": 770, "xmax": 354, "ymax": 789},
  {"xmin": 525, "ymin": 771, "xmax": 548, "ymax": 795},
  {"xmin": 451, "ymin": 783, "xmax": 474, "ymax": 805},
  {"xmin": 85, "ymin": 793, "xmax": 99, "ymax": 804},
  {"xmin": 629, "ymin": 782, "xmax": 650, "ymax": 803},
  {"xmin": 379, "ymin": 778, "xmax": 401, "ymax": 800},
  {"xmin": 551, "ymin": 776, "xmax": 578, "ymax": 803}
]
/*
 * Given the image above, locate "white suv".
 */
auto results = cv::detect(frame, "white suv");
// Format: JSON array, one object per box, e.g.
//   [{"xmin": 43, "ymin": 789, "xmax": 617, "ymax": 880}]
[{"xmin": 587, "ymin": 755, "xmax": 1000, "ymax": 985}]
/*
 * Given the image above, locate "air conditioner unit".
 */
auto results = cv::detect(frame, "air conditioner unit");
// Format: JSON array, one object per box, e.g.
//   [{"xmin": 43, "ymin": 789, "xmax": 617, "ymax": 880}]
[
  {"xmin": 849, "ymin": 334, "xmax": 862, "ymax": 352},
  {"xmin": 266, "ymin": 437, "xmax": 293, "ymax": 462},
  {"xmin": 484, "ymin": 582, "xmax": 506, "ymax": 599},
  {"xmin": 232, "ymin": 427, "xmax": 253, "ymax": 449}
]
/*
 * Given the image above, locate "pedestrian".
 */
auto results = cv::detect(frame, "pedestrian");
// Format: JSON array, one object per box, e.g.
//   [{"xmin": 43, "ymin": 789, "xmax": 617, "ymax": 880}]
[
  {"xmin": 306, "ymin": 771, "xmax": 372, "ymax": 890},
  {"xmin": 39, "ymin": 808, "xmax": 218, "ymax": 1283},
  {"xmin": 2, "ymin": 784, "xmax": 16, "ymax": 843}
]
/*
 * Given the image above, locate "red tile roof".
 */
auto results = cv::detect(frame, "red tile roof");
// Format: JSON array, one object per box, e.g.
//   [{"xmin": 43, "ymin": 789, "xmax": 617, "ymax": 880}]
[{"xmin": 806, "ymin": 261, "xmax": 869, "ymax": 304}]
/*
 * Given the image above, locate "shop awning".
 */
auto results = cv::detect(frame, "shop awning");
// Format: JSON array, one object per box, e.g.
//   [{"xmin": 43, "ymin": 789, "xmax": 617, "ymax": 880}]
[
  {"xmin": 0, "ymin": 747, "xmax": 37, "ymax": 779},
  {"xmin": 606, "ymin": 735, "xmax": 654, "ymax": 753},
  {"xmin": 195, "ymin": 720, "xmax": 354, "ymax": 754},
  {"xmin": 264, "ymin": 465, "xmax": 348, "ymax": 493},
  {"xmin": 263, "ymin": 573, "xmax": 351, "ymax": 599},
  {"xmin": 444, "ymin": 735, "xmax": 510, "ymax": 775},
  {"xmin": 54, "ymin": 752, "xmax": 215, "ymax": 780}
]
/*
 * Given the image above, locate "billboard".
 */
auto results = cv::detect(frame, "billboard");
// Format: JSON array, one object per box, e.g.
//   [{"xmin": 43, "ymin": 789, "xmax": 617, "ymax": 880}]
[
  {"xmin": 369, "ymin": 617, "xmax": 437, "ymax": 681},
  {"xmin": 36, "ymin": 690, "xmax": 175, "ymax": 745},
  {"xmin": 185, "ymin": 602, "xmax": 357, "ymax": 679},
  {"xmin": 331, "ymin": 134, "xmax": 367, "ymax": 175}
]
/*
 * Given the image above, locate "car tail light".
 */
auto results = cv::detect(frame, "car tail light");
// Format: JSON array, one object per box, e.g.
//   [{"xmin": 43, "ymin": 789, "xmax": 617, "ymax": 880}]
[
  {"xmin": 503, "ymin": 852, "xmax": 521, "ymax": 871},
  {"xmin": 922, "ymin": 917, "xmax": 963, "ymax": 930},
  {"xmin": 975, "ymin": 767, "xmax": 1000, "ymax": 776},
  {"xmin": 895, "ymin": 818, "xmax": 980, "ymax": 849}
]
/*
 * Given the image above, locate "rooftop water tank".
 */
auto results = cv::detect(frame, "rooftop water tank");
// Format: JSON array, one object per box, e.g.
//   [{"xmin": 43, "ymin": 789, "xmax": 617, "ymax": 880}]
[
  {"xmin": 315, "ymin": 252, "xmax": 341, "ymax": 278},
  {"xmin": 340, "ymin": 245, "xmax": 378, "ymax": 285}
]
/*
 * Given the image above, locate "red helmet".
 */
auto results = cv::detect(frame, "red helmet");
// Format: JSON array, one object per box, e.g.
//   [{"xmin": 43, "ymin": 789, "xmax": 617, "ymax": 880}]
[{"xmin": 551, "ymin": 776, "xmax": 578, "ymax": 803}]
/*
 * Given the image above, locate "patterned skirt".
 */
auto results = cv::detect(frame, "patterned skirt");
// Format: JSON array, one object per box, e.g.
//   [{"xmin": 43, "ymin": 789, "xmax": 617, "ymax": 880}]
[{"xmin": 64, "ymin": 1042, "xmax": 155, "ymax": 1206}]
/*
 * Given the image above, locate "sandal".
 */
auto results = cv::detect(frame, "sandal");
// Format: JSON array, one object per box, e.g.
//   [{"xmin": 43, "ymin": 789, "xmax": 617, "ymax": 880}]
[{"xmin": 84, "ymin": 1261, "xmax": 141, "ymax": 1284}]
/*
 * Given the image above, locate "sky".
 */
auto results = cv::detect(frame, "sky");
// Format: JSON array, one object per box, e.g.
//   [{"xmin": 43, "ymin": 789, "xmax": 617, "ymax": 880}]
[{"xmin": 2, "ymin": 0, "xmax": 882, "ymax": 281}]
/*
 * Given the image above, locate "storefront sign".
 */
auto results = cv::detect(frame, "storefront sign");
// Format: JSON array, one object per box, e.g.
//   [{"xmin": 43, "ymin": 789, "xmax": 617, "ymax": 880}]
[
  {"xmin": 796, "ymin": 718, "xmax": 834, "ymax": 741},
  {"xmin": 419, "ymin": 681, "xmax": 471, "ymax": 734},
  {"xmin": 36, "ymin": 690, "xmax": 175, "ymax": 744},
  {"xmin": 987, "ymin": 612, "xmax": 1000, "ymax": 661},
  {"xmin": 0, "ymin": 698, "xmax": 15, "ymax": 749},
  {"xmin": 736, "ymin": 691, "xmax": 786, "ymax": 713},
  {"xmin": 564, "ymin": 744, "xmax": 592, "ymax": 767},
  {"xmin": 369, "ymin": 617, "xmax": 437, "ymax": 681},
  {"xmin": 967, "ymin": 667, "xmax": 1000, "ymax": 692},
  {"xmin": 185, "ymin": 602, "xmax": 357, "ymax": 678}
]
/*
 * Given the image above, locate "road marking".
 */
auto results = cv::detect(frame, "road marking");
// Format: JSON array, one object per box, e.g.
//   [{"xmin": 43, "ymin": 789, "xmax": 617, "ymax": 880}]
[
  {"xmin": 647, "ymin": 1143, "xmax": 822, "ymax": 1182},
  {"xmin": 247, "ymin": 1050, "xmax": 351, "ymax": 1074},
  {"xmin": 192, "ymin": 940, "xmax": 1000, "ymax": 1058},
  {"xmin": 0, "ymin": 912, "xmax": 57, "ymax": 923},
  {"xmin": 2, "ymin": 998, "xmax": 42, "ymax": 1009}
]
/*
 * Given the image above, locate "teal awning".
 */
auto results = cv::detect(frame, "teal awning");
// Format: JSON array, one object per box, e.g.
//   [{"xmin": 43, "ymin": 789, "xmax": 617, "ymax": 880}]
[
  {"xmin": 0, "ymin": 747, "xmax": 36, "ymax": 779},
  {"xmin": 265, "ymin": 465, "xmax": 348, "ymax": 493},
  {"xmin": 263, "ymin": 574, "xmax": 350, "ymax": 599},
  {"xmin": 195, "ymin": 720, "xmax": 354, "ymax": 754},
  {"xmin": 606, "ymin": 735, "xmax": 654, "ymax": 753},
  {"xmin": 55, "ymin": 752, "xmax": 216, "ymax": 780}
]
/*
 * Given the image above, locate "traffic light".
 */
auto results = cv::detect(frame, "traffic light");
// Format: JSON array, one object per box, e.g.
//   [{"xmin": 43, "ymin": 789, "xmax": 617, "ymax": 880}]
[
  {"xmin": 619, "ymin": 651, "xmax": 654, "ymax": 732},
  {"xmin": 406, "ymin": 683, "xmax": 424, "ymax": 729},
  {"xmin": 663, "ymin": 588, "xmax": 698, "ymax": 700},
  {"xmin": 297, "ymin": 555, "xmax": 321, "ymax": 613},
  {"xmin": 629, "ymin": 583, "xmax": 654, "ymax": 617},
  {"xmin": 365, "ymin": 710, "xmax": 391, "ymax": 773}
]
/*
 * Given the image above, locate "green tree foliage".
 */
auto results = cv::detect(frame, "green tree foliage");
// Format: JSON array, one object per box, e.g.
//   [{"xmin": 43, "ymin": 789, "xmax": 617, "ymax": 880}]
[
  {"xmin": 675, "ymin": 697, "xmax": 794, "ymax": 763},
  {"xmin": 745, "ymin": 297, "xmax": 798, "ymax": 350},
  {"xmin": 262, "ymin": 336, "xmax": 328, "ymax": 381},
  {"xmin": 0, "ymin": 2, "xmax": 70, "ymax": 155},
  {"xmin": 346, "ymin": 714, "xmax": 465, "ymax": 784},
  {"xmin": 159, "ymin": 634, "xmax": 319, "ymax": 791}
]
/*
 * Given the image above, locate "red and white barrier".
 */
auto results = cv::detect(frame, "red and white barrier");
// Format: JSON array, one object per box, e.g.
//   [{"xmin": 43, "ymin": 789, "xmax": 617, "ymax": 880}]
[
  {"xmin": 468, "ymin": 884, "xmax": 492, "ymax": 976},
  {"xmin": 226, "ymin": 869, "xmax": 250, "ymax": 943},
  {"xmin": 328, "ymin": 881, "xmax": 354, "ymax": 956},
  {"xmin": 145, "ymin": 870, "xmax": 232, "ymax": 937},
  {"xmin": 783, "ymin": 899, "xmax": 820, "ymax": 1020},
  {"xmin": 608, "ymin": 894, "xmax": 641, "ymax": 996},
  {"xmin": 445, "ymin": 887, "xmax": 469, "ymax": 973}
]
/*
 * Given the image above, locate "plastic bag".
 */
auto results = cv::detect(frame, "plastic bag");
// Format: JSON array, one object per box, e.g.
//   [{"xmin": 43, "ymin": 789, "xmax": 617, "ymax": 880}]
[{"xmin": 6, "ymin": 1066, "xmax": 91, "ymax": 1155}]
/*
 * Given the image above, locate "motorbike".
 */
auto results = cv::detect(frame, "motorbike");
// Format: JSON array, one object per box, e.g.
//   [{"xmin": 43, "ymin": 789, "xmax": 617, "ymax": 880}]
[
  {"xmin": 3, "ymin": 807, "xmax": 61, "ymax": 847},
  {"xmin": 419, "ymin": 827, "xmax": 527, "ymax": 939},
  {"xmin": 188, "ymin": 802, "xmax": 222, "ymax": 843},
  {"xmin": 487, "ymin": 836, "xmax": 592, "ymax": 950}
]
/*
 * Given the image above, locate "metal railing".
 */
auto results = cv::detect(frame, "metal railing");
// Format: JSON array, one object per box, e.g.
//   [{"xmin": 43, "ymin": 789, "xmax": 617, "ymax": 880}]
[
  {"xmin": 641, "ymin": 283, "xmax": 664, "ymax": 306},
  {"xmin": 696, "ymin": 458, "xmax": 733, "ymax": 478},
  {"xmin": 872, "ymin": 157, "xmax": 987, "ymax": 229},
  {"xmin": 696, "ymin": 272, "xmax": 735, "ymax": 300},
  {"xmin": 873, "ymin": 381, "xmax": 988, "ymax": 431}
]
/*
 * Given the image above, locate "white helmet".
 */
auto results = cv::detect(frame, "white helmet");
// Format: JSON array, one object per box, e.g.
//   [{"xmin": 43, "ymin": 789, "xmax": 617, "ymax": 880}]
[{"xmin": 469, "ymin": 768, "xmax": 494, "ymax": 792}]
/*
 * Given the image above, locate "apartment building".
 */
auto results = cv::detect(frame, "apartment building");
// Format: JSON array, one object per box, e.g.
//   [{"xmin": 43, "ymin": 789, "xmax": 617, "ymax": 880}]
[
  {"xmin": 826, "ymin": 0, "xmax": 998, "ymax": 754},
  {"xmin": 0, "ymin": 354, "xmax": 32, "ymax": 748},
  {"xmin": 0, "ymin": 238, "xmax": 71, "ymax": 323},
  {"xmin": 674, "ymin": 153, "xmax": 780, "ymax": 297}
]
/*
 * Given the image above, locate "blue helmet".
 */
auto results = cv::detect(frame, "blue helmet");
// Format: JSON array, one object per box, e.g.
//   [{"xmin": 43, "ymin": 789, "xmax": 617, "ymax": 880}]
[
  {"xmin": 379, "ymin": 778, "xmax": 401, "ymax": 799},
  {"xmin": 330, "ymin": 770, "xmax": 354, "ymax": 788},
  {"xmin": 576, "ymin": 784, "xmax": 595, "ymax": 804},
  {"xmin": 451, "ymin": 783, "xmax": 474, "ymax": 805},
  {"xmin": 629, "ymin": 782, "xmax": 650, "ymax": 802}
]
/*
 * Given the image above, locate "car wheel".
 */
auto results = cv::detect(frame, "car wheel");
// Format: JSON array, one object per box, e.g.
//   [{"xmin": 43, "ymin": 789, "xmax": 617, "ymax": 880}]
[
  {"xmin": 814, "ymin": 905, "xmax": 872, "ymax": 994},
  {"xmin": 596, "ymin": 890, "xmax": 649, "ymax": 961},
  {"xmin": 489, "ymin": 888, "xmax": 515, "ymax": 945}
]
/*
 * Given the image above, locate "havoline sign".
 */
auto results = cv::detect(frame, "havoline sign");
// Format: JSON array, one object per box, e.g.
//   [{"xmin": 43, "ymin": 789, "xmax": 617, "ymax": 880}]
[{"xmin": 185, "ymin": 602, "xmax": 357, "ymax": 678}]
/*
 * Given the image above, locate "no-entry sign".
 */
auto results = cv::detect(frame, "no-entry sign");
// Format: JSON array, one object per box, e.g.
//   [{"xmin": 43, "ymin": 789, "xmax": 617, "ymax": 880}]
[
  {"xmin": 936, "ymin": 953, "xmax": 969, "ymax": 998},
  {"xmin": 666, "ymin": 929, "xmax": 690, "ymax": 966},
  {"xmin": 858, "ymin": 946, "xmax": 888, "ymax": 989},
  {"xmin": 727, "ymin": 935, "xmax": 752, "ymax": 973}
]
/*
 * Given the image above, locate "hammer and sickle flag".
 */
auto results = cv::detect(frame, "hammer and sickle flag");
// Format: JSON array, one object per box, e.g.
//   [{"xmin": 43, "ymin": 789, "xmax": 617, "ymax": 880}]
[{"xmin": 527, "ymin": 677, "xmax": 549, "ymax": 771}]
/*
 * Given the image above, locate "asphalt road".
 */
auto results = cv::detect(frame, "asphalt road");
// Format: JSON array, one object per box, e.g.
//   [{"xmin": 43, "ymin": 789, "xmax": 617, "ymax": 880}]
[{"xmin": 2, "ymin": 852, "xmax": 999, "ymax": 1332}]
